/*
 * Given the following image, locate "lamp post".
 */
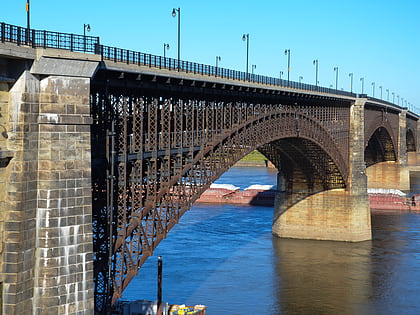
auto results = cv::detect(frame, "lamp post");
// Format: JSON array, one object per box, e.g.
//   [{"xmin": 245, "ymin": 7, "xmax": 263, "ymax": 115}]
[
  {"xmin": 392, "ymin": 92, "xmax": 395, "ymax": 103},
  {"xmin": 371, "ymin": 82, "xmax": 375, "ymax": 97},
  {"xmin": 242, "ymin": 33, "xmax": 249, "ymax": 79},
  {"xmin": 252, "ymin": 64, "xmax": 256, "ymax": 75},
  {"xmin": 333, "ymin": 67, "xmax": 339, "ymax": 90},
  {"xmin": 83, "ymin": 24, "xmax": 91, "ymax": 52},
  {"xmin": 360, "ymin": 77, "xmax": 364, "ymax": 94},
  {"xmin": 216, "ymin": 56, "xmax": 221, "ymax": 68},
  {"xmin": 172, "ymin": 7, "xmax": 181, "ymax": 69},
  {"xmin": 215, "ymin": 56, "xmax": 221, "ymax": 76},
  {"xmin": 386, "ymin": 88, "xmax": 389, "ymax": 101},
  {"xmin": 284, "ymin": 49, "xmax": 291, "ymax": 85},
  {"xmin": 299, "ymin": 76, "xmax": 303, "ymax": 83},
  {"xmin": 313, "ymin": 59, "xmax": 318, "ymax": 87},
  {"xmin": 349, "ymin": 73, "xmax": 354, "ymax": 93},
  {"xmin": 163, "ymin": 43, "xmax": 170, "ymax": 58},
  {"xmin": 279, "ymin": 71, "xmax": 283, "ymax": 80},
  {"xmin": 26, "ymin": 0, "xmax": 30, "ymax": 30},
  {"xmin": 397, "ymin": 95, "xmax": 400, "ymax": 105},
  {"xmin": 379, "ymin": 86, "xmax": 383, "ymax": 99}
]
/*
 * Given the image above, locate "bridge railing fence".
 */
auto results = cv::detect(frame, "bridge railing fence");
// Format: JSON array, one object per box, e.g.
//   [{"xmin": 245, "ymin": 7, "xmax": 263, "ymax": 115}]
[
  {"xmin": 0, "ymin": 21, "xmax": 370, "ymax": 100},
  {"xmin": 0, "ymin": 22, "xmax": 100, "ymax": 53}
]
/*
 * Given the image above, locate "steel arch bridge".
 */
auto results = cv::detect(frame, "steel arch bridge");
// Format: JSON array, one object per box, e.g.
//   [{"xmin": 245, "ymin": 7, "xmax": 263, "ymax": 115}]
[
  {"xmin": 1, "ymin": 21, "xmax": 419, "ymax": 315},
  {"xmin": 90, "ymin": 67, "xmax": 418, "ymax": 311}
]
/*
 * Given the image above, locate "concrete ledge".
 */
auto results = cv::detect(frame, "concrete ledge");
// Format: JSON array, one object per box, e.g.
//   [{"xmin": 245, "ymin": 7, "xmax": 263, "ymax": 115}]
[
  {"xmin": 31, "ymin": 56, "xmax": 99, "ymax": 78},
  {"xmin": 0, "ymin": 42, "xmax": 36, "ymax": 60}
]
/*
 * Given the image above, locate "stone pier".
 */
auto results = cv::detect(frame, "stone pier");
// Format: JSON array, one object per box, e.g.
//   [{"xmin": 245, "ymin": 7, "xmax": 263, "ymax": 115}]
[
  {"xmin": 272, "ymin": 99, "xmax": 372, "ymax": 242},
  {"xmin": 0, "ymin": 52, "xmax": 99, "ymax": 314}
]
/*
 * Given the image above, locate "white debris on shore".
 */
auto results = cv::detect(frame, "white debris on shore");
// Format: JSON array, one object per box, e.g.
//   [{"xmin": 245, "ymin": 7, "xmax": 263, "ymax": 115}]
[
  {"xmin": 209, "ymin": 183, "xmax": 240, "ymax": 190},
  {"xmin": 244, "ymin": 184, "xmax": 276, "ymax": 190},
  {"xmin": 367, "ymin": 188, "xmax": 406, "ymax": 196}
]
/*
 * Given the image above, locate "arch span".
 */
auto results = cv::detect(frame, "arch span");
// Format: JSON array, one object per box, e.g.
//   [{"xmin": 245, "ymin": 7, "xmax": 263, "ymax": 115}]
[
  {"xmin": 107, "ymin": 108, "xmax": 349, "ymax": 302},
  {"xmin": 365, "ymin": 126, "xmax": 397, "ymax": 167}
]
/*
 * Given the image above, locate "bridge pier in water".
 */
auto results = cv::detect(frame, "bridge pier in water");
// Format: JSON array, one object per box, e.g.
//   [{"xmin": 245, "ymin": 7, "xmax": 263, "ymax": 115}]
[
  {"xmin": 0, "ymin": 55, "xmax": 96, "ymax": 313},
  {"xmin": 272, "ymin": 100, "xmax": 372, "ymax": 242}
]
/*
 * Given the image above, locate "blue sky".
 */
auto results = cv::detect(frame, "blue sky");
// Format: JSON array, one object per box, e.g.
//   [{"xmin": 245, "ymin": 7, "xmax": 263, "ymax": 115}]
[{"xmin": 3, "ymin": 0, "xmax": 419, "ymax": 110}]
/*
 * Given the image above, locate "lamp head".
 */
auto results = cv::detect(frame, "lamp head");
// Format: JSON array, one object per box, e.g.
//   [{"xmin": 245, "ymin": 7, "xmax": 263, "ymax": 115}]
[{"xmin": 172, "ymin": 8, "xmax": 177, "ymax": 17}]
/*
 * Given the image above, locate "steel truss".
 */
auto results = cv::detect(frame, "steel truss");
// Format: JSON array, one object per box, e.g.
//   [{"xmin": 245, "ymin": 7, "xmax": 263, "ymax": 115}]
[{"xmin": 91, "ymin": 82, "xmax": 352, "ymax": 312}]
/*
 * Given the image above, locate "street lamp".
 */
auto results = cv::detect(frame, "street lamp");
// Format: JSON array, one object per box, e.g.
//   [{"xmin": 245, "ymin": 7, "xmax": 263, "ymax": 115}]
[
  {"xmin": 252, "ymin": 64, "xmax": 256, "ymax": 75},
  {"xmin": 371, "ymin": 82, "xmax": 375, "ymax": 97},
  {"xmin": 397, "ymin": 95, "xmax": 400, "ymax": 105},
  {"xmin": 215, "ymin": 56, "xmax": 221, "ymax": 76},
  {"xmin": 26, "ymin": 0, "xmax": 30, "ymax": 32},
  {"xmin": 379, "ymin": 86, "xmax": 383, "ymax": 99},
  {"xmin": 360, "ymin": 77, "xmax": 364, "ymax": 94},
  {"xmin": 215, "ymin": 55, "xmax": 221, "ymax": 67},
  {"xmin": 392, "ymin": 92, "xmax": 395, "ymax": 103},
  {"xmin": 84, "ymin": 24, "xmax": 91, "ymax": 37},
  {"xmin": 313, "ymin": 59, "xmax": 318, "ymax": 86},
  {"xmin": 242, "ymin": 33, "xmax": 249, "ymax": 79},
  {"xmin": 349, "ymin": 73, "xmax": 354, "ymax": 93},
  {"xmin": 83, "ymin": 24, "xmax": 91, "ymax": 52},
  {"xmin": 279, "ymin": 71, "xmax": 283, "ymax": 80},
  {"xmin": 333, "ymin": 67, "xmax": 339, "ymax": 90},
  {"xmin": 172, "ymin": 7, "xmax": 181, "ymax": 69},
  {"xmin": 299, "ymin": 76, "xmax": 303, "ymax": 83},
  {"xmin": 386, "ymin": 89, "xmax": 389, "ymax": 101},
  {"xmin": 284, "ymin": 49, "xmax": 291, "ymax": 85},
  {"xmin": 163, "ymin": 43, "xmax": 170, "ymax": 58}
]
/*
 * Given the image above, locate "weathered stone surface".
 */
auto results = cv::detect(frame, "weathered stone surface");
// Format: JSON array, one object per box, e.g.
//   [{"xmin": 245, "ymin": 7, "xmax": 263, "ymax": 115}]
[{"xmin": 1, "ymin": 70, "xmax": 94, "ymax": 314}]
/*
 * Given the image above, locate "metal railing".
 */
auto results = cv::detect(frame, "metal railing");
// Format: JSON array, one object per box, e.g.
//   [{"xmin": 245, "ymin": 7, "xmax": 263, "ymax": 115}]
[
  {"xmin": 3, "ymin": 21, "xmax": 416, "ymax": 109},
  {"xmin": 0, "ymin": 22, "xmax": 100, "ymax": 53}
]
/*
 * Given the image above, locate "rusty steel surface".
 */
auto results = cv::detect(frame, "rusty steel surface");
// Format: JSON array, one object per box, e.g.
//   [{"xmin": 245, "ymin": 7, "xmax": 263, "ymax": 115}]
[{"xmin": 90, "ymin": 70, "xmax": 357, "ymax": 312}]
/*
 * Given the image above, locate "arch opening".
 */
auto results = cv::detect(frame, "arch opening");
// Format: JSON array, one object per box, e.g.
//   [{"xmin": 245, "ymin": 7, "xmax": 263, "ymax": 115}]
[
  {"xmin": 259, "ymin": 137, "xmax": 346, "ymax": 207},
  {"xmin": 365, "ymin": 127, "xmax": 396, "ymax": 167},
  {"xmin": 406, "ymin": 129, "xmax": 416, "ymax": 152}
]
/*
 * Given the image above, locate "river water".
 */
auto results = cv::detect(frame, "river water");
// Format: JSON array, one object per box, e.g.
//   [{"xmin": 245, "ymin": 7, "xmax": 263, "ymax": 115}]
[{"xmin": 122, "ymin": 166, "xmax": 420, "ymax": 314}]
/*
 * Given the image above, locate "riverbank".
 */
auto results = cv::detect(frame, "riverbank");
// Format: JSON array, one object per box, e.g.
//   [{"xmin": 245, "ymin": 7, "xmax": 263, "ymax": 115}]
[{"xmin": 196, "ymin": 185, "xmax": 420, "ymax": 213}]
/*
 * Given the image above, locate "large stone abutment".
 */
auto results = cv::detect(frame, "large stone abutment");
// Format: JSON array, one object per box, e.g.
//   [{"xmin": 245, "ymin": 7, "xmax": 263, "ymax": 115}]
[{"xmin": 0, "ymin": 53, "xmax": 98, "ymax": 314}]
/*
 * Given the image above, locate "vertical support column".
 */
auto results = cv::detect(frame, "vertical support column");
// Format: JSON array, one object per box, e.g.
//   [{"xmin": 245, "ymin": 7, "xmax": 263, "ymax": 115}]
[
  {"xmin": 416, "ymin": 120, "xmax": 420, "ymax": 153},
  {"xmin": 2, "ymin": 71, "xmax": 41, "ymax": 314},
  {"xmin": 398, "ymin": 109, "xmax": 408, "ymax": 166},
  {"xmin": 1, "ymin": 70, "xmax": 95, "ymax": 314},
  {"xmin": 347, "ymin": 98, "xmax": 371, "ymax": 240},
  {"xmin": 34, "ymin": 75, "xmax": 94, "ymax": 314},
  {"xmin": 396, "ymin": 109, "xmax": 410, "ymax": 191}
]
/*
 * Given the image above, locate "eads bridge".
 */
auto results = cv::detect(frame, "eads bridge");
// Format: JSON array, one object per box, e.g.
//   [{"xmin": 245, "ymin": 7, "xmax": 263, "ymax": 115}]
[{"xmin": 0, "ymin": 23, "xmax": 418, "ymax": 314}]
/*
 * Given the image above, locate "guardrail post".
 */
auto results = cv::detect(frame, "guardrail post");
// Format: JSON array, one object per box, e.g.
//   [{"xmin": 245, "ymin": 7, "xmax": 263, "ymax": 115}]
[
  {"xmin": 31, "ymin": 29, "xmax": 36, "ymax": 48},
  {"xmin": 17, "ymin": 26, "xmax": 21, "ymax": 46},
  {"xmin": 1, "ymin": 23, "xmax": 5, "ymax": 42},
  {"xmin": 70, "ymin": 34, "xmax": 74, "ymax": 52}
]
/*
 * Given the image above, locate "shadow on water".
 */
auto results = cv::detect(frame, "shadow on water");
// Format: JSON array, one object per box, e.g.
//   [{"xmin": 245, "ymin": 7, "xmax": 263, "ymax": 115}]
[{"xmin": 272, "ymin": 237, "xmax": 372, "ymax": 315}]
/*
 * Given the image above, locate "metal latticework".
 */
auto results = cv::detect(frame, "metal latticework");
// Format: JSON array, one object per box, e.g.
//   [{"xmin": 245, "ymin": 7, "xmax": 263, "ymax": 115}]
[{"xmin": 90, "ymin": 73, "xmax": 354, "ymax": 312}]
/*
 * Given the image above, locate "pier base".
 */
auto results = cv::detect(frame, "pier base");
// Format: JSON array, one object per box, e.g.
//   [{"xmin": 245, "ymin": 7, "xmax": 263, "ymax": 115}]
[{"xmin": 272, "ymin": 189, "xmax": 371, "ymax": 242}]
